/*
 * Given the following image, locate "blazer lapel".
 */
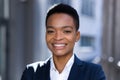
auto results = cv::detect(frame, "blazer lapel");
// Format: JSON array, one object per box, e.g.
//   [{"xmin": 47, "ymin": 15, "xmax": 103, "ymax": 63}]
[{"xmin": 68, "ymin": 55, "xmax": 84, "ymax": 80}]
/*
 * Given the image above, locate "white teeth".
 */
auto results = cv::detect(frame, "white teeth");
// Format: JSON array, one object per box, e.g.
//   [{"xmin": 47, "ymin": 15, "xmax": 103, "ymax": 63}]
[{"xmin": 54, "ymin": 44, "xmax": 65, "ymax": 47}]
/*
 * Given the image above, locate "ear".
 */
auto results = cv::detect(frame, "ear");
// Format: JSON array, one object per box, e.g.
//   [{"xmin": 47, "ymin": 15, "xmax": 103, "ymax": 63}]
[{"xmin": 76, "ymin": 31, "xmax": 80, "ymax": 42}]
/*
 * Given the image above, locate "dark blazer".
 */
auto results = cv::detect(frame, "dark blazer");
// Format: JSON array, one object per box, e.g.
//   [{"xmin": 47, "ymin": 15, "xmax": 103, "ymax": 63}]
[{"xmin": 21, "ymin": 55, "xmax": 106, "ymax": 80}]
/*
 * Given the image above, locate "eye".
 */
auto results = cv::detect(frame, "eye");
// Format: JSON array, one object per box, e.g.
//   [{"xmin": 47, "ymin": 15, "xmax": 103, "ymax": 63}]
[
  {"xmin": 47, "ymin": 30, "xmax": 55, "ymax": 34},
  {"xmin": 64, "ymin": 30, "xmax": 72, "ymax": 34}
]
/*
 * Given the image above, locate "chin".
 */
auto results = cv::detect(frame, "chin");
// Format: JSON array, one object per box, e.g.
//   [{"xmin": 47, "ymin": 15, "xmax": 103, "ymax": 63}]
[
  {"xmin": 54, "ymin": 53, "xmax": 65, "ymax": 57},
  {"xmin": 53, "ymin": 52, "xmax": 71, "ymax": 57}
]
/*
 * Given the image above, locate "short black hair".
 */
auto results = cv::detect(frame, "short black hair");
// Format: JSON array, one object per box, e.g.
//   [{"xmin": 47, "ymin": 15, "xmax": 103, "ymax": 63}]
[{"xmin": 45, "ymin": 3, "xmax": 79, "ymax": 31}]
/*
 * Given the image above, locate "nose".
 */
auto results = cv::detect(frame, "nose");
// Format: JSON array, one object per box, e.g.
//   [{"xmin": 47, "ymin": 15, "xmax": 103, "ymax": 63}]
[{"xmin": 54, "ymin": 31, "xmax": 63, "ymax": 40}]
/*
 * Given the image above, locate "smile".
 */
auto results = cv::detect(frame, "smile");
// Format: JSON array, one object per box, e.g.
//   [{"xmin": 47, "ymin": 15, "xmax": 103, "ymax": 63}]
[{"xmin": 53, "ymin": 44, "xmax": 66, "ymax": 47}]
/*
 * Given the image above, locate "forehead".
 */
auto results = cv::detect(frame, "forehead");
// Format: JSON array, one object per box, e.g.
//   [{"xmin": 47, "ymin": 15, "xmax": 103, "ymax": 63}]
[
  {"xmin": 47, "ymin": 13, "xmax": 74, "ymax": 21},
  {"xmin": 46, "ymin": 13, "xmax": 75, "ymax": 28}
]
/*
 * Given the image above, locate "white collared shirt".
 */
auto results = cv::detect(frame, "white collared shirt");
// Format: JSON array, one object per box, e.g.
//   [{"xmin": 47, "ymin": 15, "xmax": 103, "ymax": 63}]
[{"xmin": 50, "ymin": 55, "xmax": 74, "ymax": 80}]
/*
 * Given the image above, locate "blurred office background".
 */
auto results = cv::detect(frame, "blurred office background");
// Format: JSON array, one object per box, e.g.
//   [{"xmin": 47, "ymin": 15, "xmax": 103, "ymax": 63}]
[{"xmin": 0, "ymin": 0, "xmax": 120, "ymax": 80}]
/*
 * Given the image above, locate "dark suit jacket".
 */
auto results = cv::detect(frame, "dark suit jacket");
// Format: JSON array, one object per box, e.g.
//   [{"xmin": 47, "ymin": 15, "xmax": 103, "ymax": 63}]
[{"xmin": 21, "ymin": 55, "xmax": 106, "ymax": 80}]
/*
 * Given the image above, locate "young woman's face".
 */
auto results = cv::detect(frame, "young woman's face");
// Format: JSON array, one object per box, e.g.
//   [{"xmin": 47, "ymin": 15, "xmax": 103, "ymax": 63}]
[{"xmin": 46, "ymin": 13, "xmax": 80, "ymax": 57}]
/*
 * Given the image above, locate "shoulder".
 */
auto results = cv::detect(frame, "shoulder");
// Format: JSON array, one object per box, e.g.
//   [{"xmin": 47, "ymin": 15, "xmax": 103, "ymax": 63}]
[
  {"xmin": 75, "ymin": 55, "xmax": 102, "ymax": 69},
  {"xmin": 79, "ymin": 61, "xmax": 106, "ymax": 80},
  {"xmin": 82, "ymin": 61, "xmax": 103, "ymax": 72},
  {"xmin": 26, "ymin": 61, "xmax": 45, "ymax": 72},
  {"xmin": 26, "ymin": 58, "xmax": 50, "ymax": 72},
  {"xmin": 83, "ymin": 62, "xmax": 106, "ymax": 80},
  {"xmin": 83, "ymin": 62, "xmax": 105, "ymax": 79},
  {"xmin": 21, "ymin": 60, "xmax": 50, "ymax": 80},
  {"xmin": 75, "ymin": 56, "xmax": 106, "ymax": 80},
  {"xmin": 76, "ymin": 57, "xmax": 103, "ymax": 72}
]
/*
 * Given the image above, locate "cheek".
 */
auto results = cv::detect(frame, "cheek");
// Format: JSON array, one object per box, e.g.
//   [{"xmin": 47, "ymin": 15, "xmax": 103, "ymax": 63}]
[
  {"xmin": 67, "ymin": 35, "xmax": 76, "ymax": 43},
  {"xmin": 46, "ymin": 35, "xmax": 49, "ymax": 43},
  {"xmin": 46, "ymin": 35, "xmax": 53, "ymax": 43}
]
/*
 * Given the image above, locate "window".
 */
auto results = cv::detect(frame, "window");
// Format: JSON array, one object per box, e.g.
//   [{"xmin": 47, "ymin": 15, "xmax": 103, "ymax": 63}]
[
  {"xmin": 81, "ymin": 0, "xmax": 95, "ymax": 17},
  {"xmin": 80, "ymin": 36, "xmax": 95, "ymax": 48},
  {"xmin": 78, "ymin": 36, "xmax": 95, "ymax": 52}
]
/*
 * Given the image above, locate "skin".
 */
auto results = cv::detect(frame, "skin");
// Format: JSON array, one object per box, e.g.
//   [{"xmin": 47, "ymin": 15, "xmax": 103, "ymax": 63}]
[{"xmin": 46, "ymin": 13, "xmax": 80, "ymax": 73}]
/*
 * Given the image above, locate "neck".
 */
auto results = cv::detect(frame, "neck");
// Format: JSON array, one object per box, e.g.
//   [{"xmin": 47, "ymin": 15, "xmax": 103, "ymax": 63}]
[{"xmin": 53, "ymin": 54, "xmax": 73, "ymax": 73}]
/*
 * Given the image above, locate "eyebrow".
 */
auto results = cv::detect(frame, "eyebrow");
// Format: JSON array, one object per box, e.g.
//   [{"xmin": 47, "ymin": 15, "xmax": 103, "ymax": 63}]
[
  {"xmin": 62, "ymin": 26, "xmax": 73, "ymax": 29},
  {"xmin": 46, "ymin": 26, "xmax": 73, "ymax": 29},
  {"xmin": 46, "ymin": 26, "xmax": 54, "ymax": 28}
]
